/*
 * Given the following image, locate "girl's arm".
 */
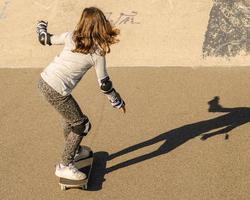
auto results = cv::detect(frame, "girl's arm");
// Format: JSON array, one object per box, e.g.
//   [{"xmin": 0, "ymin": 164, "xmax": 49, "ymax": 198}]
[
  {"xmin": 93, "ymin": 54, "xmax": 125, "ymax": 111},
  {"xmin": 36, "ymin": 20, "xmax": 68, "ymax": 46},
  {"xmin": 50, "ymin": 32, "xmax": 69, "ymax": 45}
]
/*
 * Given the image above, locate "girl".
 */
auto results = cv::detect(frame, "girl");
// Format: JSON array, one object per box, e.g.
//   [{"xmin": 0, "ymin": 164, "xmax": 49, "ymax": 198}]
[{"xmin": 37, "ymin": 7, "xmax": 126, "ymax": 180}]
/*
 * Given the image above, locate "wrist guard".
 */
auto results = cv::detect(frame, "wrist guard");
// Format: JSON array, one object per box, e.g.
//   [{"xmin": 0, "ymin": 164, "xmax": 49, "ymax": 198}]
[
  {"xmin": 100, "ymin": 76, "xmax": 125, "ymax": 109},
  {"xmin": 37, "ymin": 20, "xmax": 52, "ymax": 46}
]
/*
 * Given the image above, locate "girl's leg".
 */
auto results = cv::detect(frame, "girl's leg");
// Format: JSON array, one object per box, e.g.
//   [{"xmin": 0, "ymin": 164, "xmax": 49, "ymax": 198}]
[
  {"xmin": 38, "ymin": 78, "xmax": 91, "ymax": 166},
  {"xmin": 61, "ymin": 118, "xmax": 71, "ymax": 140},
  {"xmin": 61, "ymin": 118, "xmax": 83, "ymax": 155},
  {"xmin": 62, "ymin": 132, "xmax": 83, "ymax": 165}
]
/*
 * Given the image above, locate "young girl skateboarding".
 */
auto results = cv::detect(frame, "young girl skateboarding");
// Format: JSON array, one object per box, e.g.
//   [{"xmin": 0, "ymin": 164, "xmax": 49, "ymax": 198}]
[{"xmin": 37, "ymin": 7, "xmax": 125, "ymax": 180}]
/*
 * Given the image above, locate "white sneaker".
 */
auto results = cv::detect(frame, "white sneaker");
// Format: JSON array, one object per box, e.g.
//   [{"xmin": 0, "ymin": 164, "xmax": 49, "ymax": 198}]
[
  {"xmin": 55, "ymin": 163, "xmax": 86, "ymax": 180},
  {"xmin": 74, "ymin": 146, "xmax": 91, "ymax": 161}
]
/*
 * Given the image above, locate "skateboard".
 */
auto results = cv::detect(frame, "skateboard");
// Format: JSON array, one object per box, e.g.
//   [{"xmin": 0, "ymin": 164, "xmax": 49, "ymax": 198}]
[{"xmin": 59, "ymin": 146, "xmax": 93, "ymax": 191}]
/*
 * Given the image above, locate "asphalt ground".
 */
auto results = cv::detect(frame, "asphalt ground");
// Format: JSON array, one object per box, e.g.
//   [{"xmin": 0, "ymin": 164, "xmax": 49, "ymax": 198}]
[{"xmin": 0, "ymin": 67, "xmax": 249, "ymax": 200}]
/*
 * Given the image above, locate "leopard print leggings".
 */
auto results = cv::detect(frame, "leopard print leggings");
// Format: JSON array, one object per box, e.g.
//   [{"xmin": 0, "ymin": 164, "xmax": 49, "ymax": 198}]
[{"xmin": 37, "ymin": 78, "xmax": 88, "ymax": 165}]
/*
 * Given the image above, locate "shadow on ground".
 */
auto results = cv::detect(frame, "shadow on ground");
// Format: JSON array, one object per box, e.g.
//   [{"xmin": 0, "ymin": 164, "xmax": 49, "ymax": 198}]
[
  {"xmin": 107, "ymin": 96, "xmax": 250, "ymax": 172},
  {"xmin": 87, "ymin": 97, "xmax": 250, "ymax": 190},
  {"xmin": 87, "ymin": 151, "xmax": 109, "ymax": 191}
]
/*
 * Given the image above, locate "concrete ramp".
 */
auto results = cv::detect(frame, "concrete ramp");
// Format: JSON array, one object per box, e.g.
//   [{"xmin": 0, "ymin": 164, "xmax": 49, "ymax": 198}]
[{"xmin": 0, "ymin": 0, "xmax": 249, "ymax": 68}]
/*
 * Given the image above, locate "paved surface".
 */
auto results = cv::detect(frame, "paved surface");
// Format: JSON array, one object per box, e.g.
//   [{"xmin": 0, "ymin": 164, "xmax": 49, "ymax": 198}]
[{"xmin": 0, "ymin": 67, "xmax": 249, "ymax": 200}]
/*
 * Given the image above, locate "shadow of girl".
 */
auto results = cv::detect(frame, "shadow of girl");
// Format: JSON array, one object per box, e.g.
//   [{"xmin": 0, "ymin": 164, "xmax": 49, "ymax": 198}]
[{"xmin": 107, "ymin": 96, "xmax": 250, "ymax": 173}]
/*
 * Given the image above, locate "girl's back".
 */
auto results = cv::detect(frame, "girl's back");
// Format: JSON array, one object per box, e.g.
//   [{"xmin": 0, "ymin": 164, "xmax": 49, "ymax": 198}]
[{"xmin": 41, "ymin": 32, "xmax": 107, "ymax": 96}]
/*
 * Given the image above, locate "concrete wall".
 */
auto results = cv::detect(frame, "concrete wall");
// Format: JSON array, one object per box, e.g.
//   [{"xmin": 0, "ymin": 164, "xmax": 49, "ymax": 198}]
[{"xmin": 0, "ymin": 0, "xmax": 249, "ymax": 68}]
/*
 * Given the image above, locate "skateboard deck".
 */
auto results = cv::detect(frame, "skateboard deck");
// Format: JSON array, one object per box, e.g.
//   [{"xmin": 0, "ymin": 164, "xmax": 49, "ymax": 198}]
[{"xmin": 59, "ymin": 146, "xmax": 93, "ymax": 191}]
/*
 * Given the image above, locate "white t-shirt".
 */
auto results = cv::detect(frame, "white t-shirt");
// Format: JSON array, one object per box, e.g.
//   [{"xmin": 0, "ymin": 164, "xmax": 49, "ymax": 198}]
[{"xmin": 40, "ymin": 32, "xmax": 108, "ymax": 96}]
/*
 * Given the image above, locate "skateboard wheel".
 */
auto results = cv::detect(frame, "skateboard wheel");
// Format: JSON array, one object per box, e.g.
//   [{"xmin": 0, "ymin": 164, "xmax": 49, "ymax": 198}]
[{"xmin": 60, "ymin": 185, "xmax": 67, "ymax": 191}]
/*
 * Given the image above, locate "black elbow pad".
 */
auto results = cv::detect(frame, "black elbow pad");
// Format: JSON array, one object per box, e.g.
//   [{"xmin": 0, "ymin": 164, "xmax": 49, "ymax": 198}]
[{"xmin": 100, "ymin": 77, "xmax": 114, "ymax": 94}]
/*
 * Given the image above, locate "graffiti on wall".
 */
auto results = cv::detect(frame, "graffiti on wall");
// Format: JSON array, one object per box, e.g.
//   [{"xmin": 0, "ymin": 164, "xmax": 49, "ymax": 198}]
[
  {"xmin": 105, "ymin": 11, "xmax": 140, "ymax": 25},
  {"xmin": 203, "ymin": 0, "xmax": 250, "ymax": 58},
  {"xmin": 0, "ymin": 0, "xmax": 11, "ymax": 20},
  {"xmin": 33, "ymin": 0, "xmax": 140, "ymax": 25}
]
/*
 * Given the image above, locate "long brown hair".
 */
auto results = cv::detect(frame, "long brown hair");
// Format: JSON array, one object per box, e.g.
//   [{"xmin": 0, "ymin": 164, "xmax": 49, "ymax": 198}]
[{"xmin": 72, "ymin": 7, "xmax": 120, "ymax": 56}]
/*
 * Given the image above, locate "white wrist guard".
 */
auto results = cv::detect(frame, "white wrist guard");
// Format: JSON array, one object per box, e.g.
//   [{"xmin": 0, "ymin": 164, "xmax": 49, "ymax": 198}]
[
  {"xmin": 106, "ymin": 90, "xmax": 125, "ymax": 109},
  {"xmin": 100, "ymin": 76, "xmax": 125, "ymax": 109},
  {"xmin": 36, "ymin": 20, "xmax": 52, "ymax": 46}
]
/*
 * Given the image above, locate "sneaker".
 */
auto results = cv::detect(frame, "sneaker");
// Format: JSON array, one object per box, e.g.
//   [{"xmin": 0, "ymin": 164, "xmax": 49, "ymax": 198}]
[
  {"xmin": 74, "ymin": 146, "xmax": 90, "ymax": 161},
  {"xmin": 55, "ymin": 163, "xmax": 86, "ymax": 180}
]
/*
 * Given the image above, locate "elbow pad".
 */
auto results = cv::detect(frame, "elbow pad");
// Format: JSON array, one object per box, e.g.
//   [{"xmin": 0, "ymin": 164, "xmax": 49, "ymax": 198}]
[{"xmin": 100, "ymin": 76, "xmax": 114, "ymax": 94}]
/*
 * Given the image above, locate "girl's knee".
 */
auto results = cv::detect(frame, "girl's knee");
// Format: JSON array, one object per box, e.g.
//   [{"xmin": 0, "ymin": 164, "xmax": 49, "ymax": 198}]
[{"xmin": 71, "ymin": 118, "xmax": 91, "ymax": 136}]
